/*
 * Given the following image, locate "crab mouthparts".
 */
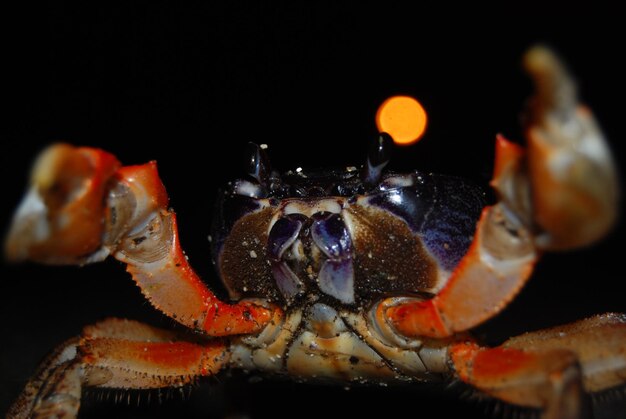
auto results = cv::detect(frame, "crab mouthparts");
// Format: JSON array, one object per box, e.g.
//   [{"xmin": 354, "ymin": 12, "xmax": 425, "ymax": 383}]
[{"xmin": 268, "ymin": 211, "xmax": 355, "ymax": 305}]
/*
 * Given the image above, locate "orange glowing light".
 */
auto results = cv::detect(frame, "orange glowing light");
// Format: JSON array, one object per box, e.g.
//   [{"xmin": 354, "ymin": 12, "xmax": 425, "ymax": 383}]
[{"xmin": 376, "ymin": 95, "xmax": 427, "ymax": 145}]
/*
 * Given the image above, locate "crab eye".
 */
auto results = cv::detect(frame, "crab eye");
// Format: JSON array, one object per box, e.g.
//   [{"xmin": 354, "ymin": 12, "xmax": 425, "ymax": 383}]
[
  {"xmin": 362, "ymin": 133, "xmax": 393, "ymax": 188},
  {"xmin": 244, "ymin": 142, "xmax": 272, "ymax": 186},
  {"xmin": 369, "ymin": 132, "xmax": 394, "ymax": 167}
]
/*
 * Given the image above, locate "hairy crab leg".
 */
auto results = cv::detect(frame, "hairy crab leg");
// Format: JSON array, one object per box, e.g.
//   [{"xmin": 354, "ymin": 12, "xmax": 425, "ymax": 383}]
[
  {"xmin": 5, "ymin": 145, "xmax": 276, "ymax": 336},
  {"xmin": 450, "ymin": 313, "xmax": 626, "ymax": 419},
  {"xmin": 451, "ymin": 343, "xmax": 588, "ymax": 419},
  {"xmin": 378, "ymin": 46, "xmax": 618, "ymax": 338},
  {"xmin": 7, "ymin": 318, "xmax": 228, "ymax": 419}
]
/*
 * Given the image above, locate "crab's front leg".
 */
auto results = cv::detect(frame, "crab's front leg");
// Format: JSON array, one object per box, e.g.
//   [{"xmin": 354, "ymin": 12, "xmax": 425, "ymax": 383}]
[
  {"xmin": 5, "ymin": 144, "xmax": 276, "ymax": 336},
  {"xmin": 369, "ymin": 46, "xmax": 621, "ymax": 418},
  {"xmin": 376, "ymin": 46, "xmax": 619, "ymax": 339}
]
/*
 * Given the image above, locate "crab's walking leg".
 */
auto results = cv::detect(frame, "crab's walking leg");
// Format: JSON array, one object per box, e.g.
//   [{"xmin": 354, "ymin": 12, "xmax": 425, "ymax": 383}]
[
  {"xmin": 379, "ymin": 46, "xmax": 619, "ymax": 338},
  {"xmin": 450, "ymin": 313, "xmax": 626, "ymax": 419},
  {"xmin": 451, "ymin": 343, "xmax": 587, "ymax": 419},
  {"xmin": 5, "ymin": 145, "xmax": 275, "ymax": 336},
  {"xmin": 8, "ymin": 318, "xmax": 228, "ymax": 419}
]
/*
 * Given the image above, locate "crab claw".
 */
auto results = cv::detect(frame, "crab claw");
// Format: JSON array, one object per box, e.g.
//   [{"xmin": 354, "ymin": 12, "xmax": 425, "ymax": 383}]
[
  {"xmin": 494, "ymin": 46, "xmax": 619, "ymax": 250},
  {"xmin": 525, "ymin": 46, "xmax": 619, "ymax": 249},
  {"xmin": 5, "ymin": 144, "xmax": 120, "ymax": 264}
]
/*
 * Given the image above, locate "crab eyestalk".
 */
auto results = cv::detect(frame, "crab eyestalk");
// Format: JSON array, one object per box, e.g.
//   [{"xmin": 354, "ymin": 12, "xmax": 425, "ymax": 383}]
[
  {"xmin": 362, "ymin": 132, "xmax": 393, "ymax": 188},
  {"xmin": 5, "ymin": 144, "xmax": 120, "ymax": 264},
  {"xmin": 245, "ymin": 142, "xmax": 272, "ymax": 186}
]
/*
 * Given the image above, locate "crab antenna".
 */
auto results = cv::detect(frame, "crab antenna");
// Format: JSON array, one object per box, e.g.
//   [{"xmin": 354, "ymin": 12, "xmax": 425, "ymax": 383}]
[
  {"xmin": 244, "ymin": 142, "xmax": 272, "ymax": 186},
  {"xmin": 362, "ymin": 133, "xmax": 393, "ymax": 188}
]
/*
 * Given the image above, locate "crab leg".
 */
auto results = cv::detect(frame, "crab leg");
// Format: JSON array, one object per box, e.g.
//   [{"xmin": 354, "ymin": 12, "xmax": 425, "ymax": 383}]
[
  {"xmin": 7, "ymin": 318, "xmax": 228, "ymax": 419},
  {"xmin": 378, "ymin": 46, "xmax": 618, "ymax": 338},
  {"xmin": 108, "ymin": 162, "xmax": 274, "ymax": 335},
  {"xmin": 450, "ymin": 343, "xmax": 588, "ymax": 419},
  {"xmin": 450, "ymin": 313, "xmax": 626, "ymax": 419},
  {"xmin": 378, "ymin": 202, "xmax": 536, "ymax": 338},
  {"xmin": 5, "ymin": 145, "xmax": 275, "ymax": 336},
  {"xmin": 378, "ymin": 141, "xmax": 536, "ymax": 338}
]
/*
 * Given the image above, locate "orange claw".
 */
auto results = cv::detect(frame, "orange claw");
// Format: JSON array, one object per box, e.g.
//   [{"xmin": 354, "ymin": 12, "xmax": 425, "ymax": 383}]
[
  {"xmin": 6, "ymin": 144, "xmax": 275, "ymax": 337},
  {"xmin": 491, "ymin": 134, "xmax": 525, "ymax": 187},
  {"xmin": 5, "ymin": 144, "xmax": 120, "ymax": 264}
]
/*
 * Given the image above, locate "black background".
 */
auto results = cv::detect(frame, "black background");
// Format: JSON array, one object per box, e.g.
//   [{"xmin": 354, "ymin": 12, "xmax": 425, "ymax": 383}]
[{"xmin": 1, "ymin": 5, "xmax": 625, "ymax": 418}]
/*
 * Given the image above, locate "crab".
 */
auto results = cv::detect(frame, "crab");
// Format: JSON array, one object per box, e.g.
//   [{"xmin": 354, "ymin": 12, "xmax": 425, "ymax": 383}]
[{"xmin": 4, "ymin": 46, "xmax": 624, "ymax": 419}]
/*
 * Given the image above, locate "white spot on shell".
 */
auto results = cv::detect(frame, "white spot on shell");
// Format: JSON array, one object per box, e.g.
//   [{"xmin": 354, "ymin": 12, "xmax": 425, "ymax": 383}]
[{"xmin": 250, "ymin": 250, "xmax": 257, "ymax": 258}]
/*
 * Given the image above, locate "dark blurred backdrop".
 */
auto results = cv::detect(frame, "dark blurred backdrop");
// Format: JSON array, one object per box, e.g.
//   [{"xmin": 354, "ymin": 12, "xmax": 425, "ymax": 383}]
[{"xmin": 1, "ymin": 5, "xmax": 625, "ymax": 418}]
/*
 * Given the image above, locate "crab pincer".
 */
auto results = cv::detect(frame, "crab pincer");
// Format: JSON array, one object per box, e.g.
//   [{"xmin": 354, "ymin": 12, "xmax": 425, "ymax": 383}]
[{"xmin": 378, "ymin": 46, "xmax": 622, "ymax": 419}]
